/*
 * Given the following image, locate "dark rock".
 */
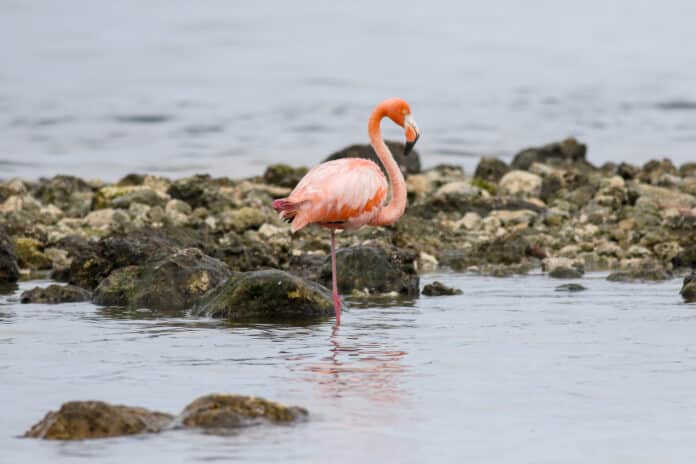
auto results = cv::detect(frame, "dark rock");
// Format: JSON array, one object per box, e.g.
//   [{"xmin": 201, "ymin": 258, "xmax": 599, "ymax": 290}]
[
  {"xmin": 409, "ymin": 195, "xmax": 544, "ymax": 220},
  {"xmin": 422, "ymin": 281, "xmax": 462, "ymax": 296},
  {"xmin": 324, "ymin": 140, "xmax": 421, "ymax": 176},
  {"xmin": 639, "ymin": 158, "xmax": 677, "ymax": 184},
  {"xmin": 617, "ymin": 162, "xmax": 640, "ymax": 180},
  {"xmin": 211, "ymin": 232, "xmax": 279, "ymax": 272},
  {"xmin": 681, "ymin": 273, "xmax": 696, "ymax": 303},
  {"xmin": 263, "ymin": 164, "xmax": 309, "ymax": 188},
  {"xmin": 439, "ymin": 234, "xmax": 532, "ymax": 271},
  {"xmin": 25, "ymin": 401, "xmax": 173, "ymax": 440},
  {"xmin": 474, "ymin": 157, "xmax": 510, "ymax": 183},
  {"xmin": 680, "ymin": 162, "xmax": 696, "ymax": 178},
  {"xmin": 178, "ymin": 394, "xmax": 307, "ymax": 429},
  {"xmin": 319, "ymin": 246, "xmax": 419, "ymax": 296},
  {"xmin": 511, "ymin": 138, "xmax": 591, "ymax": 171},
  {"xmin": 21, "ymin": 285, "xmax": 92, "ymax": 304},
  {"xmin": 0, "ymin": 227, "xmax": 20, "ymax": 283},
  {"xmin": 606, "ymin": 268, "xmax": 672, "ymax": 282},
  {"xmin": 93, "ymin": 248, "xmax": 230, "ymax": 310},
  {"xmin": 555, "ymin": 283, "xmax": 587, "ymax": 292},
  {"xmin": 167, "ymin": 175, "xmax": 234, "ymax": 211},
  {"xmin": 34, "ymin": 175, "xmax": 94, "ymax": 217},
  {"xmin": 116, "ymin": 173, "xmax": 146, "ymax": 186},
  {"xmin": 672, "ymin": 246, "xmax": 696, "ymax": 269},
  {"xmin": 195, "ymin": 269, "xmax": 333, "ymax": 321},
  {"xmin": 549, "ymin": 267, "xmax": 584, "ymax": 279}
]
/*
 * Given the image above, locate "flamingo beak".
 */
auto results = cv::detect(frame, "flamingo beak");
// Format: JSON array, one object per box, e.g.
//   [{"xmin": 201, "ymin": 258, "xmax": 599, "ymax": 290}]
[{"xmin": 403, "ymin": 114, "xmax": 420, "ymax": 156}]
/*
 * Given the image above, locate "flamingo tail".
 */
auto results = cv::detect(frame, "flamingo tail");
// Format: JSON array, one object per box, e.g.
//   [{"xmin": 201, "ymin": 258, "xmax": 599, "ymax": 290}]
[{"xmin": 273, "ymin": 198, "xmax": 309, "ymax": 232}]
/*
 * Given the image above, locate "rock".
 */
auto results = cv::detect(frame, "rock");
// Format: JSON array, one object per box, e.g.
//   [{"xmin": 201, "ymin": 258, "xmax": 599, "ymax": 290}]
[
  {"xmin": 0, "ymin": 227, "xmax": 20, "ymax": 283},
  {"xmin": 263, "ymin": 164, "xmax": 309, "ymax": 188},
  {"xmin": 498, "ymin": 170, "xmax": 543, "ymax": 197},
  {"xmin": 422, "ymin": 281, "xmax": 462, "ymax": 296},
  {"xmin": 680, "ymin": 273, "xmax": 696, "ymax": 303},
  {"xmin": 616, "ymin": 162, "xmax": 640, "ymax": 180},
  {"xmin": 83, "ymin": 208, "xmax": 129, "ymax": 229},
  {"xmin": 14, "ymin": 237, "xmax": 52, "ymax": 270},
  {"xmin": 434, "ymin": 181, "xmax": 484, "ymax": 201},
  {"xmin": 167, "ymin": 175, "xmax": 234, "ymax": 211},
  {"xmin": 178, "ymin": 394, "xmax": 307, "ymax": 429},
  {"xmin": 606, "ymin": 268, "xmax": 672, "ymax": 282},
  {"xmin": 511, "ymin": 138, "xmax": 591, "ymax": 171},
  {"xmin": 680, "ymin": 162, "xmax": 696, "ymax": 178},
  {"xmin": 634, "ymin": 184, "xmax": 696, "ymax": 210},
  {"xmin": 20, "ymin": 285, "xmax": 92, "ymax": 304},
  {"xmin": 474, "ymin": 157, "xmax": 510, "ymax": 183},
  {"xmin": 319, "ymin": 246, "xmax": 419, "ymax": 296},
  {"xmin": 218, "ymin": 207, "xmax": 266, "ymax": 233},
  {"xmin": 24, "ymin": 401, "xmax": 173, "ymax": 440},
  {"xmin": 672, "ymin": 246, "xmax": 696, "ymax": 269},
  {"xmin": 324, "ymin": 140, "xmax": 421, "ymax": 176},
  {"xmin": 93, "ymin": 248, "xmax": 230, "ymax": 310},
  {"xmin": 544, "ymin": 257, "xmax": 584, "ymax": 279},
  {"xmin": 440, "ymin": 233, "xmax": 531, "ymax": 271},
  {"xmin": 34, "ymin": 175, "xmax": 94, "ymax": 217},
  {"xmin": 639, "ymin": 158, "xmax": 678, "ymax": 184},
  {"xmin": 95, "ymin": 185, "xmax": 170, "ymax": 209},
  {"xmin": 195, "ymin": 269, "xmax": 333, "ymax": 321},
  {"xmin": 555, "ymin": 283, "xmax": 587, "ymax": 292}
]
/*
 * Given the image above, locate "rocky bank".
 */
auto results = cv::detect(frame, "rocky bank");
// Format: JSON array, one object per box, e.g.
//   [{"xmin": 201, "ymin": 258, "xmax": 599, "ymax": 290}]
[{"xmin": 2, "ymin": 138, "xmax": 696, "ymax": 311}]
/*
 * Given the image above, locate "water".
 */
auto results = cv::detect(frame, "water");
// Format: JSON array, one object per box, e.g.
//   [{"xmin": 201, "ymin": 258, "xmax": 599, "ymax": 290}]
[
  {"xmin": 1, "ymin": 1, "xmax": 696, "ymax": 181},
  {"xmin": 3, "ymin": 273, "xmax": 696, "ymax": 463}
]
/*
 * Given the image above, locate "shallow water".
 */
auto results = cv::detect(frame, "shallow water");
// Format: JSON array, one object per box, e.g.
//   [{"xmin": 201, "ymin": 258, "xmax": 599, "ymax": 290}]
[
  {"xmin": 3, "ymin": 273, "xmax": 696, "ymax": 463},
  {"xmin": 1, "ymin": 1, "xmax": 696, "ymax": 181}
]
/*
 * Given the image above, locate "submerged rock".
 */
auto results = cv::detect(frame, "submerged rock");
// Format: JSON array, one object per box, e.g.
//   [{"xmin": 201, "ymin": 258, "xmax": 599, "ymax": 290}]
[
  {"xmin": 606, "ymin": 268, "xmax": 672, "ymax": 282},
  {"xmin": 21, "ymin": 284, "xmax": 92, "ymax": 304},
  {"xmin": 179, "ymin": 394, "xmax": 307, "ymax": 429},
  {"xmin": 0, "ymin": 227, "xmax": 20, "ymax": 283},
  {"xmin": 324, "ymin": 140, "xmax": 421, "ymax": 176},
  {"xmin": 93, "ymin": 248, "xmax": 230, "ymax": 310},
  {"xmin": 555, "ymin": 283, "xmax": 587, "ymax": 292},
  {"xmin": 422, "ymin": 281, "xmax": 462, "ymax": 296},
  {"xmin": 681, "ymin": 274, "xmax": 696, "ymax": 303},
  {"xmin": 25, "ymin": 401, "xmax": 173, "ymax": 440},
  {"xmin": 195, "ymin": 269, "xmax": 333, "ymax": 321},
  {"xmin": 319, "ymin": 246, "xmax": 419, "ymax": 297}
]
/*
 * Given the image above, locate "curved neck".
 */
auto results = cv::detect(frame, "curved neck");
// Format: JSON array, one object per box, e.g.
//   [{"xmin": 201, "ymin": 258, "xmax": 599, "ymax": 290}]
[{"xmin": 368, "ymin": 104, "xmax": 407, "ymax": 226}]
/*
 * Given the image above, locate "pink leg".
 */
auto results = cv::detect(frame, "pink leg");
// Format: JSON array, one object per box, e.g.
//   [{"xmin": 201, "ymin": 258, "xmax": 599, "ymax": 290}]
[{"xmin": 330, "ymin": 229, "xmax": 341, "ymax": 325}]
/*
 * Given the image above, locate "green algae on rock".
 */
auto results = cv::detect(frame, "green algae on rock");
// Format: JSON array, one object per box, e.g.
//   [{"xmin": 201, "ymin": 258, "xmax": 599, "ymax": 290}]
[
  {"xmin": 178, "ymin": 394, "xmax": 308, "ymax": 429},
  {"xmin": 422, "ymin": 281, "xmax": 462, "ymax": 296},
  {"xmin": 195, "ymin": 269, "xmax": 333, "ymax": 321},
  {"xmin": 24, "ymin": 401, "xmax": 174, "ymax": 440}
]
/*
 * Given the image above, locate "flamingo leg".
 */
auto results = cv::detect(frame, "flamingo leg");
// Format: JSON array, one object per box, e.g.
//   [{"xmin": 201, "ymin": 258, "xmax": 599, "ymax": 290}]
[{"xmin": 330, "ymin": 229, "xmax": 341, "ymax": 325}]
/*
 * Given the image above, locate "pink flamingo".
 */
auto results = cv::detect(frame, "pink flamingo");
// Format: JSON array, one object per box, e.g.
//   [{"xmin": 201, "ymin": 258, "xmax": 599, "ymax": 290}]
[{"xmin": 273, "ymin": 98, "xmax": 420, "ymax": 325}]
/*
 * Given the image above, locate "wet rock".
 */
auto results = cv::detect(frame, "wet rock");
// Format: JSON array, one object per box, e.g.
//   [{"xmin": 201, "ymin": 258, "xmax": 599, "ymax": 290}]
[
  {"xmin": 474, "ymin": 157, "xmax": 510, "ymax": 183},
  {"xmin": 606, "ymin": 268, "xmax": 672, "ymax": 282},
  {"xmin": 34, "ymin": 175, "xmax": 94, "ymax": 217},
  {"xmin": 195, "ymin": 269, "xmax": 333, "ymax": 321},
  {"xmin": 440, "ymin": 233, "xmax": 531, "ymax": 271},
  {"xmin": 681, "ymin": 273, "xmax": 696, "ymax": 303},
  {"xmin": 263, "ymin": 164, "xmax": 309, "ymax": 188},
  {"xmin": 212, "ymin": 232, "xmax": 279, "ymax": 272},
  {"xmin": 498, "ymin": 170, "xmax": 542, "ymax": 197},
  {"xmin": 544, "ymin": 257, "xmax": 584, "ymax": 279},
  {"xmin": 25, "ymin": 401, "xmax": 173, "ymax": 440},
  {"xmin": 93, "ymin": 248, "xmax": 230, "ymax": 310},
  {"xmin": 672, "ymin": 246, "xmax": 696, "ymax": 269},
  {"xmin": 20, "ymin": 284, "xmax": 92, "ymax": 304},
  {"xmin": 555, "ymin": 283, "xmax": 587, "ymax": 292},
  {"xmin": 14, "ymin": 237, "xmax": 52, "ymax": 270},
  {"xmin": 324, "ymin": 140, "xmax": 421, "ymax": 176},
  {"xmin": 320, "ymin": 246, "xmax": 419, "ymax": 297},
  {"xmin": 0, "ymin": 227, "xmax": 20, "ymax": 283},
  {"xmin": 422, "ymin": 281, "xmax": 462, "ymax": 296},
  {"xmin": 511, "ymin": 138, "xmax": 590, "ymax": 171},
  {"xmin": 178, "ymin": 394, "xmax": 307, "ymax": 429}
]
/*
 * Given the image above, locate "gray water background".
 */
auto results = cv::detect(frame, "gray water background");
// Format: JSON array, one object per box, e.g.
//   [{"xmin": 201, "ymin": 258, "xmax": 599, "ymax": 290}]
[
  {"xmin": 2, "ymin": 273, "xmax": 695, "ymax": 463},
  {"xmin": 1, "ymin": 0, "xmax": 695, "ymax": 181}
]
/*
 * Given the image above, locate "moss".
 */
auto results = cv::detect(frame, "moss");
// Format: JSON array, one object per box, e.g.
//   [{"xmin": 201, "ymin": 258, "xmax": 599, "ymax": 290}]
[
  {"xmin": 14, "ymin": 237, "xmax": 52, "ymax": 270},
  {"xmin": 471, "ymin": 177, "xmax": 498, "ymax": 195},
  {"xmin": 180, "ymin": 394, "xmax": 307, "ymax": 429}
]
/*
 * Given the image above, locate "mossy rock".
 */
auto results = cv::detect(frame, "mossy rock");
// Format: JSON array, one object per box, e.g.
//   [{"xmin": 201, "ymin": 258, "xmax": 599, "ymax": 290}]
[
  {"xmin": 21, "ymin": 284, "xmax": 92, "ymax": 304},
  {"xmin": 263, "ymin": 164, "xmax": 309, "ymax": 188},
  {"xmin": 179, "ymin": 394, "xmax": 307, "ymax": 429},
  {"xmin": 93, "ymin": 249, "xmax": 230, "ymax": 310},
  {"xmin": 25, "ymin": 401, "xmax": 173, "ymax": 440},
  {"xmin": 681, "ymin": 274, "xmax": 696, "ymax": 303},
  {"xmin": 606, "ymin": 268, "xmax": 672, "ymax": 282},
  {"xmin": 0, "ymin": 227, "xmax": 20, "ymax": 283},
  {"xmin": 94, "ymin": 185, "xmax": 169, "ymax": 209},
  {"xmin": 422, "ymin": 281, "xmax": 462, "ymax": 296},
  {"xmin": 14, "ymin": 237, "xmax": 52, "ymax": 270},
  {"xmin": 195, "ymin": 269, "xmax": 333, "ymax": 322}
]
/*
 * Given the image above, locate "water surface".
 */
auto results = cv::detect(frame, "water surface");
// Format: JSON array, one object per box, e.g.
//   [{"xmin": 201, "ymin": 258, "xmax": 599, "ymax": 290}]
[{"xmin": 2, "ymin": 273, "xmax": 696, "ymax": 463}]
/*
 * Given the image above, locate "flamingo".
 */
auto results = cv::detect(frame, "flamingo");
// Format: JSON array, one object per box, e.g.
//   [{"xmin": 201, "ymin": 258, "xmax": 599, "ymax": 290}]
[{"xmin": 272, "ymin": 98, "xmax": 420, "ymax": 325}]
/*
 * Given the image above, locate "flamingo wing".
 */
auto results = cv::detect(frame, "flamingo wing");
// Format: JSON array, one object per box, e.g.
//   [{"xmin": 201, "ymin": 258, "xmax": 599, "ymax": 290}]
[{"xmin": 283, "ymin": 158, "xmax": 388, "ymax": 232}]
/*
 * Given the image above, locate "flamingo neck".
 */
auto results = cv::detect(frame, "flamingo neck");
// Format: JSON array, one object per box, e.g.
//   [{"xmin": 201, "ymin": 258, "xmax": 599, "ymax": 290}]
[{"xmin": 368, "ymin": 104, "xmax": 407, "ymax": 226}]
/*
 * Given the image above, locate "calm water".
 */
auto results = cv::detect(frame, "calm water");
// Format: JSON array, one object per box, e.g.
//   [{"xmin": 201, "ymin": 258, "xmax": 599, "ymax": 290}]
[
  {"xmin": 1, "ymin": 1, "xmax": 696, "ymax": 181},
  {"xmin": 2, "ymin": 273, "xmax": 696, "ymax": 463}
]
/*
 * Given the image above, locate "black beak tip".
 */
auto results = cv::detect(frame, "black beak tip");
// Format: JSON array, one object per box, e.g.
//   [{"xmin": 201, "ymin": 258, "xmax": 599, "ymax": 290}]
[{"xmin": 404, "ymin": 133, "xmax": 420, "ymax": 156}]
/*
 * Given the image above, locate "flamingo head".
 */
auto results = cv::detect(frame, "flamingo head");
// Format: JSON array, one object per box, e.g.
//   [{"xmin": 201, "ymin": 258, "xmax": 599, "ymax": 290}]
[{"xmin": 382, "ymin": 98, "xmax": 421, "ymax": 156}]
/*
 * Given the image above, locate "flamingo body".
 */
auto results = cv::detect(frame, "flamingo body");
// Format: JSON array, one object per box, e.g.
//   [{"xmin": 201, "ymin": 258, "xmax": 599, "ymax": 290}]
[{"xmin": 274, "ymin": 158, "xmax": 388, "ymax": 233}]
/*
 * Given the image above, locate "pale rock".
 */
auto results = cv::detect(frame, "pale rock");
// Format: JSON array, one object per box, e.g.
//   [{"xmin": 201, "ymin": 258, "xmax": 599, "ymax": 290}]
[
  {"xmin": 499, "ymin": 170, "xmax": 543, "ymax": 197},
  {"xmin": 417, "ymin": 251, "xmax": 439, "ymax": 273}
]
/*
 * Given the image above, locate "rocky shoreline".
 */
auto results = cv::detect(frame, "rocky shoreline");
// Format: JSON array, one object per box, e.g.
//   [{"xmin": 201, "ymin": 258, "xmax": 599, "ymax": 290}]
[{"xmin": 1, "ymin": 138, "xmax": 696, "ymax": 313}]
